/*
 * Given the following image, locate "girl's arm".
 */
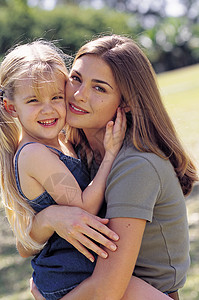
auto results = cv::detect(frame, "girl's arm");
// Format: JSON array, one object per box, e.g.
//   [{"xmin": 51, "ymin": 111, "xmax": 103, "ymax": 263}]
[
  {"xmin": 16, "ymin": 109, "xmax": 124, "ymax": 258},
  {"xmin": 21, "ymin": 109, "xmax": 125, "ymax": 215},
  {"xmin": 81, "ymin": 107, "xmax": 126, "ymax": 214}
]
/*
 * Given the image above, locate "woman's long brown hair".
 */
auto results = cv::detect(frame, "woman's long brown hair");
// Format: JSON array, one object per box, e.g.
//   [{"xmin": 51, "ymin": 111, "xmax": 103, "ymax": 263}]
[{"xmin": 67, "ymin": 34, "xmax": 198, "ymax": 196}]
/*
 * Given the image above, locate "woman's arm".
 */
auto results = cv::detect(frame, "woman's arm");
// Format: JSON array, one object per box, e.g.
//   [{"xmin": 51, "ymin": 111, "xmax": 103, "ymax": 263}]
[
  {"xmin": 30, "ymin": 276, "xmax": 170, "ymax": 300},
  {"xmin": 59, "ymin": 217, "xmax": 170, "ymax": 300},
  {"xmin": 17, "ymin": 205, "xmax": 119, "ymax": 261},
  {"xmin": 57, "ymin": 217, "xmax": 146, "ymax": 300},
  {"xmin": 30, "ymin": 217, "xmax": 170, "ymax": 300}
]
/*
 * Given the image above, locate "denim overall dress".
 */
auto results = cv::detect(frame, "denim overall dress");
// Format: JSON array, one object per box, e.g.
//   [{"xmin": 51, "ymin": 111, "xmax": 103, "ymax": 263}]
[{"xmin": 15, "ymin": 143, "xmax": 97, "ymax": 300}]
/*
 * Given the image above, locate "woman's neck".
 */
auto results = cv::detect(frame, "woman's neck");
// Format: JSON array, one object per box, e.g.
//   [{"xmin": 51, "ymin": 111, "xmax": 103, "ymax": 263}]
[{"xmin": 83, "ymin": 128, "xmax": 106, "ymax": 164}]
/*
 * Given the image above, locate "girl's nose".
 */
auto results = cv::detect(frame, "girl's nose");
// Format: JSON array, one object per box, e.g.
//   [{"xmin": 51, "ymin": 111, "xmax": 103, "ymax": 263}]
[
  {"xmin": 41, "ymin": 103, "xmax": 54, "ymax": 114},
  {"xmin": 74, "ymin": 84, "xmax": 88, "ymax": 103}
]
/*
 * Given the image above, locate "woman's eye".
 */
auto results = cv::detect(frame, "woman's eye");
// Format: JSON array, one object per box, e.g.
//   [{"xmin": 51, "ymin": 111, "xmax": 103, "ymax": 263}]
[
  {"xmin": 95, "ymin": 86, "xmax": 106, "ymax": 93},
  {"xmin": 70, "ymin": 75, "xmax": 81, "ymax": 82}
]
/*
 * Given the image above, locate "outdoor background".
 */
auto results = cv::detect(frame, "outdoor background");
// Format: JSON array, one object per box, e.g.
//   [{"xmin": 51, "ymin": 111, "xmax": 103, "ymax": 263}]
[{"xmin": 0, "ymin": 0, "xmax": 198, "ymax": 299}]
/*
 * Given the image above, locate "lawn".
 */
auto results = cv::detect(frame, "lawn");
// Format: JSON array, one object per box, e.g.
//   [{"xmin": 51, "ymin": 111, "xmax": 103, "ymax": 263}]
[
  {"xmin": 157, "ymin": 64, "xmax": 199, "ymax": 300},
  {"xmin": 0, "ymin": 64, "xmax": 199, "ymax": 299}
]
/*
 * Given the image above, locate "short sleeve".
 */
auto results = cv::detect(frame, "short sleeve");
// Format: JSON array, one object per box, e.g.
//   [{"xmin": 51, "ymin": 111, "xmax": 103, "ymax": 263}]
[{"xmin": 105, "ymin": 155, "xmax": 161, "ymax": 222}]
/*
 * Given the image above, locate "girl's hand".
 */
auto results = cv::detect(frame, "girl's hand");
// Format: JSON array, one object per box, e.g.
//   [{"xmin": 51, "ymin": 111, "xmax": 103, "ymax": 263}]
[
  {"xmin": 45, "ymin": 206, "xmax": 119, "ymax": 262},
  {"xmin": 104, "ymin": 108, "xmax": 126, "ymax": 158}
]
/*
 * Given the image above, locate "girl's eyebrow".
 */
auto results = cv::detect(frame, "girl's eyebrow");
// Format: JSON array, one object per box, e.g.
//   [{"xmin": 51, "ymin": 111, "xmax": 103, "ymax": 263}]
[
  {"xmin": 23, "ymin": 95, "xmax": 36, "ymax": 101},
  {"xmin": 72, "ymin": 69, "xmax": 113, "ymax": 89}
]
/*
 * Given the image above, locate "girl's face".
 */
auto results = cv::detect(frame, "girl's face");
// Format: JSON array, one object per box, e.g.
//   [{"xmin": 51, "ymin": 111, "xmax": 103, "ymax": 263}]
[
  {"xmin": 65, "ymin": 55, "xmax": 121, "ymax": 134},
  {"xmin": 11, "ymin": 72, "xmax": 66, "ymax": 144}
]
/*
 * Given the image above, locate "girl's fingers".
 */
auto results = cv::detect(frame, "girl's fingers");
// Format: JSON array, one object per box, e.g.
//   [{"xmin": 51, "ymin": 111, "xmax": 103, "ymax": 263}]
[{"xmin": 113, "ymin": 107, "xmax": 122, "ymax": 133}]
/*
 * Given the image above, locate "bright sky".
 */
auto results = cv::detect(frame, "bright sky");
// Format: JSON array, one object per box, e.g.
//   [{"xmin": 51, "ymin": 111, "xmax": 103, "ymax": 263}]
[
  {"xmin": 28, "ymin": 0, "xmax": 187, "ymax": 16},
  {"xmin": 165, "ymin": 0, "xmax": 186, "ymax": 16}
]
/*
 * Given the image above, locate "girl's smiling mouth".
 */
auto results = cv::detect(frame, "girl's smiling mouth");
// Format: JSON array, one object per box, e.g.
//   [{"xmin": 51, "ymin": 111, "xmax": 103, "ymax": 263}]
[{"xmin": 37, "ymin": 119, "xmax": 58, "ymax": 126}]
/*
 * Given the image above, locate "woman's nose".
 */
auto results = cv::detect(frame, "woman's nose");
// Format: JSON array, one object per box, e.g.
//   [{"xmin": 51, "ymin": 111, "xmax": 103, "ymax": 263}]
[{"xmin": 74, "ymin": 84, "xmax": 88, "ymax": 103}]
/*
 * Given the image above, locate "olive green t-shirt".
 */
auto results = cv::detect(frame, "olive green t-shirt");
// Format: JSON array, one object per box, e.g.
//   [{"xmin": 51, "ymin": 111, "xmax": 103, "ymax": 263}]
[{"xmin": 105, "ymin": 144, "xmax": 190, "ymax": 293}]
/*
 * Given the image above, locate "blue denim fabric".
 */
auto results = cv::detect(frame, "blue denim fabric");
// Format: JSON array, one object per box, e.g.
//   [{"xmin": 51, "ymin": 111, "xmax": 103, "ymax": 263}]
[
  {"xmin": 164, "ymin": 290, "xmax": 178, "ymax": 295},
  {"xmin": 15, "ymin": 143, "xmax": 97, "ymax": 300}
]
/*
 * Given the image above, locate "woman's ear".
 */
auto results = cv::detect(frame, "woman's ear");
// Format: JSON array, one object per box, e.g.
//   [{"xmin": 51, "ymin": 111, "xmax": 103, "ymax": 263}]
[
  {"xmin": 3, "ymin": 99, "xmax": 18, "ymax": 117},
  {"xmin": 119, "ymin": 104, "xmax": 131, "ymax": 113}
]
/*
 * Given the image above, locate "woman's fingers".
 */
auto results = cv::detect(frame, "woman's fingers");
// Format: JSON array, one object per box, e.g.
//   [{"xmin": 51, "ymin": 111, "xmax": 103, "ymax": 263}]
[
  {"xmin": 30, "ymin": 278, "xmax": 45, "ymax": 300},
  {"xmin": 64, "ymin": 213, "xmax": 119, "ymax": 260},
  {"xmin": 47, "ymin": 206, "xmax": 119, "ymax": 261},
  {"xmin": 65, "ymin": 236, "xmax": 96, "ymax": 262},
  {"xmin": 86, "ymin": 214, "xmax": 119, "ymax": 241},
  {"xmin": 72, "ymin": 227, "xmax": 118, "ymax": 258}
]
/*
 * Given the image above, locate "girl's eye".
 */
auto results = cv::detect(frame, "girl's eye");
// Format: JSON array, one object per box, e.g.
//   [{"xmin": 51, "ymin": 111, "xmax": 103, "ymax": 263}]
[
  {"xmin": 27, "ymin": 98, "xmax": 38, "ymax": 103},
  {"xmin": 52, "ymin": 95, "xmax": 64, "ymax": 101},
  {"xmin": 95, "ymin": 86, "xmax": 106, "ymax": 93}
]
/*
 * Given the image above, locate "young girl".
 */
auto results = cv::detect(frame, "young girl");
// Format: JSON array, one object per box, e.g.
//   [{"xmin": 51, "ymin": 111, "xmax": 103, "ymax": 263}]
[{"xmin": 0, "ymin": 41, "xmax": 126, "ymax": 300}]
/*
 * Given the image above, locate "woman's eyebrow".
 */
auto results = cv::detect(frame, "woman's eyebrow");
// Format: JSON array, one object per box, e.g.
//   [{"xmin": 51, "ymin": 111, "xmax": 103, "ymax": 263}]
[
  {"xmin": 92, "ymin": 79, "xmax": 113, "ymax": 89},
  {"xmin": 73, "ymin": 70, "xmax": 81, "ymax": 77},
  {"xmin": 72, "ymin": 69, "xmax": 113, "ymax": 89}
]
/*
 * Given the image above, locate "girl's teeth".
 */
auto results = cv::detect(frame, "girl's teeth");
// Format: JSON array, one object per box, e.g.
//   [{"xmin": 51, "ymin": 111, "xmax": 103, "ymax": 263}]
[{"xmin": 39, "ymin": 119, "xmax": 56, "ymax": 125}]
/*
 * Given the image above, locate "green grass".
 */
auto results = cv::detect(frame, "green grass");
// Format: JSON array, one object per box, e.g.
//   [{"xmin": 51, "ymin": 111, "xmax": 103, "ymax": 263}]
[
  {"xmin": 0, "ymin": 64, "xmax": 199, "ymax": 299},
  {"xmin": 157, "ymin": 64, "xmax": 199, "ymax": 170},
  {"xmin": 0, "ymin": 210, "xmax": 33, "ymax": 300}
]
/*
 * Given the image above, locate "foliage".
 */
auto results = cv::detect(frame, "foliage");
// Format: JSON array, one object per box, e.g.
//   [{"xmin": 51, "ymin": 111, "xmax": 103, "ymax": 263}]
[{"xmin": 0, "ymin": 2, "xmax": 199, "ymax": 71}]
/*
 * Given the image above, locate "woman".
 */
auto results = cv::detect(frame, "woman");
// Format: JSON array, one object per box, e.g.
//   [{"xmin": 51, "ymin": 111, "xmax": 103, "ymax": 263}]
[{"xmin": 25, "ymin": 35, "xmax": 197, "ymax": 299}]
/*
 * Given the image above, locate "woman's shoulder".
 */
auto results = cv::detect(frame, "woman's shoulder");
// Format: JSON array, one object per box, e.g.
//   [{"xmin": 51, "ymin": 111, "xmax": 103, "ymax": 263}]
[
  {"xmin": 111, "ymin": 143, "xmax": 175, "ymax": 183},
  {"xmin": 116, "ymin": 143, "xmax": 167, "ymax": 166}
]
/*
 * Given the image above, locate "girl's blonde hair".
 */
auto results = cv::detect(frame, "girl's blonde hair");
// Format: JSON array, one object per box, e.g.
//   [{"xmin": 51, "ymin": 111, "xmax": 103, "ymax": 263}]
[
  {"xmin": 66, "ymin": 34, "xmax": 198, "ymax": 195},
  {"xmin": 0, "ymin": 40, "xmax": 68, "ymax": 250}
]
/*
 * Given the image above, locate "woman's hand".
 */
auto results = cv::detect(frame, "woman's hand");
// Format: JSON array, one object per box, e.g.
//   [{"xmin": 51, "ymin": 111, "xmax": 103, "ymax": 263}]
[
  {"xmin": 39, "ymin": 205, "xmax": 119, "ymax": 262},
  {"xmin": 30, "ymin": 278, "xmax": 45, "ymax": 300}
]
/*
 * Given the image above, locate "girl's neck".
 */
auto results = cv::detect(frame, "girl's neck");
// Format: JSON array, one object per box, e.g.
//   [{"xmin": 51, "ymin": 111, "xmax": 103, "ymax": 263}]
[
  {"xmin": 19, "ymin": 131, "xmax": 61, "ymax": 150},
  {"xmin": 19, "ymin": 131, "xmax": 77, "ymax": 158}
]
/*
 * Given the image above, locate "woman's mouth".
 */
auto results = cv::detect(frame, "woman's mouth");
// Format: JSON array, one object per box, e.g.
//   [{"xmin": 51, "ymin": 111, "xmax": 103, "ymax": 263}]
[
  {"xmin": 69, "ymin": 103, "xmax": 89, "ymax": 115},
  {"xmin": 38, "ymin": 119, "xmax": 58, "ymax": 127}
]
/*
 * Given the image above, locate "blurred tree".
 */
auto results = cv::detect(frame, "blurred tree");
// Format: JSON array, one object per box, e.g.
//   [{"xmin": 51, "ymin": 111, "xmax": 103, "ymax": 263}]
[{"xmin": 0, "ymin": 1, "xmax": 198, "ymax": 72}]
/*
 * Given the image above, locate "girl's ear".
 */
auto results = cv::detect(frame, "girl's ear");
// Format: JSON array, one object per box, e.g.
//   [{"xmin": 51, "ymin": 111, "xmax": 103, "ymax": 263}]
[{"xmin": 3, "ymin": 99, "xmax": 18, "ymax": 117}]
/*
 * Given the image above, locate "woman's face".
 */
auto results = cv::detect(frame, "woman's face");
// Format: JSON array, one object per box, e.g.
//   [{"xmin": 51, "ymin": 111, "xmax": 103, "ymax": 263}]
[{"xmin": 65, "ymin": 55, "xmax": 121, "ymax": 133}]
